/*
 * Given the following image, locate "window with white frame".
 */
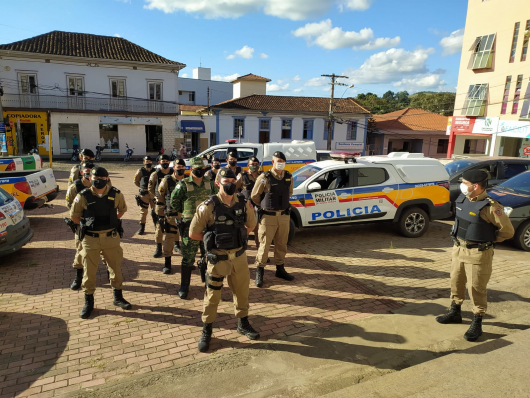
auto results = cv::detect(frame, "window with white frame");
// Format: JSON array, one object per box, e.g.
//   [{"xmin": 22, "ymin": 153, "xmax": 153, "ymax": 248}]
[
  {"xmin": 346, "ymin": 121, "xmax": 357, "ymax": 140},
  {"xmin": 281, "ymin": 119, "xmax": 292, "ymax": 139},
  {"xmin": 19, "ymin": 74, "xmax": 38, "ymax": 94},
  {"xmin": 110, "ymin": 79, "xmax": 126, "ymax": 98},
  {"xmin": 462, "ymin": 84, "xmax": 488, "ymax": 116},
  {"xmin": 303, "ymin": 120, "xmax": 313, "ymax": 140},
  {"xmin": 67, "ymin": 76, "xmax": 84, "ymax": 96},
  {"xmin": 148, "ymin": 82, "xmax": 162, "ymax": 100},
  {"xmin": 468, "ymin": 34, "xmax": 496, "ymax": 70},
  {"xmin": 234, "ymin": 118, "xmax": 244, "ymax": 138}
]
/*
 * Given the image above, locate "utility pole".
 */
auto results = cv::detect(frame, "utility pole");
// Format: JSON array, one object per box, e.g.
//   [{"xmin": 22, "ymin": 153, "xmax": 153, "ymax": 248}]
[
  {"xmin": 322, "ymin": 74, "xmax": 348, "ymax": 151},
  {"xmin": 0, "ymin": 82, "xmax": 5, "ymax": 156},
  {"xmin": 207, "ymin": 87, "xmax": 210, "ymax": 112}
]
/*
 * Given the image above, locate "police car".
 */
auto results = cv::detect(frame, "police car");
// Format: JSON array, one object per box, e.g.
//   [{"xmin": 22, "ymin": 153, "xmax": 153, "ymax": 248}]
[
  {"xmin": 288, "ymin": 152, "xmax": 452, "ymax": 241},
  {"xmin": 0, "ymin": 186, "xmax": 34, "ymax": 256}
]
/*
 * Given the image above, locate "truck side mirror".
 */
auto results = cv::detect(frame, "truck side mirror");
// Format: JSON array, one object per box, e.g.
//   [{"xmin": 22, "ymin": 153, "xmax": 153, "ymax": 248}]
[{"xmin": 307, "ymin": 182, "xmax": 322, "ymax": 192}]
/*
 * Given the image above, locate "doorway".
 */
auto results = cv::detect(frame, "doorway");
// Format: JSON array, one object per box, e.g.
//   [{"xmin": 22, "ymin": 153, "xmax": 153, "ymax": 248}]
[
  {"xmin": 191, "ymin": 132, "xmax": 200, "ymax": 155},
  {"xmin": 21, "ymin": 123, "xmax": 37, "ymax": 153},
  {"xmin": 259, "ymin": 131, "xmax": 270, "ymax": 144},
  {"xmin": 145, "ymin": 125, "xmax": 162, "ymax": 154}
]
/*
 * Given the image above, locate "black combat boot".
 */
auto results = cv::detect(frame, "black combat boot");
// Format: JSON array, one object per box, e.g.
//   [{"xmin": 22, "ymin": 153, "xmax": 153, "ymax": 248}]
[
  {"xmin": 70, "ymin": 268, "xmax": 83, "ymax": 290},
  {"xmin": 80, "ymin": 294, "xmax": 94, "ymax": 319},
  {"xmin": 163, "ymin": 256, "xmax": 172, "ymax": 274},
  {"xmin": 173, "ymin": 241, "xmax": 182, "ymax": 255},
  {"xmin": 137, "ymin": 223, "xmax": 145, "ymax": 235},
  {"xmin": 153, "ymin": 243, "xmax": 162, "ymax": 258},
  {"xmin": 113, "ymin": 289, "xmax": 132, "ymax": 310},
  {"xmin": 435, "ymin": 302, "xmax": 463, "ymax": 324},
  {"xmin": 237, "ymin": 317, "xmax": 260, "ymax": 340},
  {"xmin": 464, "ymin": 314, "xmax": 483, "ymax": 342},
  {"xmin": 275, "ymin": 264, "xmax": 294, "ymax": 281},
  {"xmin": 255, "ymin": 267, "xmax": 264, "ymax": 288},
  {"xmin": 178, "ymin": 266, "xmax": 193, "ymax": 299},
  {"xmin": 198, "ymin": 323, "xmax": 213, "ymax": 352},
  {"xmin": 151, "ymin": 211, "xmax": 158, "ymax": 229}
]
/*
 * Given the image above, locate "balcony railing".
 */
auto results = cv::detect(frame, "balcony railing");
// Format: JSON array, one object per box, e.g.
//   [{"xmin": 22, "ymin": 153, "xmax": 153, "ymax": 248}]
[{"xmin": 1, "ymin": 93, "xmax": 177, "ymax": 114}]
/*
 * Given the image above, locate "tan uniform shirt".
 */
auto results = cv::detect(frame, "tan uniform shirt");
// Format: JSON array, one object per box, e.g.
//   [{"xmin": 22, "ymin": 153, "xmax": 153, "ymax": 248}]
[
  {"xmin": 158, "ymin": 174, "xmax": 184, "ymax": 216},
  {"xmin": 134, "ymin": 168, "xmax": 142, "ymax": 188},
  {"xmin": 70, "ymin": 185, "xmax": 127, "ymax": 222},
  {"xmin": 148, "ymin": 169, "xmax": 171, "ymax": 200},
  {"xmin": 250, "ymin": 169, "xmax": 294, "ymax": 208},
  {"xmin": 472, "ymin": 191, "xmax": 514, "ymax": 243},
  {"xmin": 190, "ymin": 193, "xmax": 257, "ymax": 237},
  {"xmin": 68, "ymin": 165, "xmax": 81, "ymax": 186},
  {"xmin": 65, "ymin": 179, "xmax": 91, "ymax": 209}
]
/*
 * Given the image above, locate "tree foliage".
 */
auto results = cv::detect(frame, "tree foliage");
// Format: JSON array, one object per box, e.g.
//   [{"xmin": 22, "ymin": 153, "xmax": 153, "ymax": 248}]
[{"xmin": 353, "ymin": 91, "xmax": 455, "ymax": 116}]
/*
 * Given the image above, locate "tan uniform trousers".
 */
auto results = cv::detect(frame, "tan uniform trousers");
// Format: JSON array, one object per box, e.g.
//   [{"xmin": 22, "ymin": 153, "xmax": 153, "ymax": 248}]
[
  {"xmin": 255, "ymin": 212, "xmax": 289, "ymax": 267},
  {"xmin": 162, "ymin": 216, "xmax": 180, "ymax": 258},
  {"xmin": 450, "ymin": 244, "xmax": 493, "ymax": 316},
  {"xmin": 154, "ymin": 203, "xmax": 165, "ymax": 244},
  {"xmin": 81, "ymin": 229, "xmax": 123, "ymax": 295},
  {"xmin": 202, "ymin": 248, "xmax": 250, "ymax": 324},
  {"xmin": 139, "ymin": 192, "xmax": 154, "ymax": 224},
  {"xmin": 73, "ymin": 233, "xmax": 108, "ymax": 270}
]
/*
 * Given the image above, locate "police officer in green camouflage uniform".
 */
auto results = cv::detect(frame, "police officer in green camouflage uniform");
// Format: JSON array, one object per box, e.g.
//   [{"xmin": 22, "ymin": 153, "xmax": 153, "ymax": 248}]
[{"xmin": 170, "ymin": 157, "xmax": 216, "ymax": 299}]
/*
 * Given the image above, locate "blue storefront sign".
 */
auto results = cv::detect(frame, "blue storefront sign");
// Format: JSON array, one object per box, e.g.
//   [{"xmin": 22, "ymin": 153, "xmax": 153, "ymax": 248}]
[{"xmin": 0, "ymin": 122, "xmax": 5, "ymax": 133}]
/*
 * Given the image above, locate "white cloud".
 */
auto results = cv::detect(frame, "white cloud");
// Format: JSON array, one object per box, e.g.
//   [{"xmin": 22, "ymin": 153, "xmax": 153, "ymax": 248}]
[
  {"xmin": 293, "ymin": 75, "xmax": 300, "ymax": 81},
  {"xmin": 293, "ymin": 19, "xmax": 400, "ymax": 50},
  {"xmin": 267, "ymin": 83, "xmax": 290, "ymax": 91},
  {"xmin": 440, "ymin": 28, "xmax": 465, "ymax": 56},
  {"xmin": 294, "ymin": 88, "xmax": 303, "ymax": 92},
  {"xmin": 305, "ymin": 77, "xmax": 328, "ymax": 87},
  {"xmin": 393, "ymin": 74, "xmax": 446, "ymax": 91},
  {"xmin": 212, "ymin": 73, "xmax": 240, "ymax": 82},
  {"xmin": 181, "ymin": 73, "xmax": 188, "ymax": 78},
  {"xmin": 227, "ymin": 45, "xmax": 255, "ymax": 59},
  {"xmin": 144, "ymin": 0, "xmax": 374, "ymax": 21},
  {"xmin": 114, "ymin": 33, "xmax": 122, "ymax": 37},
  {"xmin": 260, "ymin": 53, "xmax": 269, "ymax": 59}
]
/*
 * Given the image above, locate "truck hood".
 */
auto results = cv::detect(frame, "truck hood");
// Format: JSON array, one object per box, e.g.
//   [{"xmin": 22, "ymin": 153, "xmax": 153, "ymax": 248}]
[{"xmin": 488, "ymin": 188, "xmax": 530, "ymax": 208}]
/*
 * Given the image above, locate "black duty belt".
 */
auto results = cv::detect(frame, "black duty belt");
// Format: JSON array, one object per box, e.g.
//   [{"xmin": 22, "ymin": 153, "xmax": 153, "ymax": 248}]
[
  {"xmin": 85, "ymin": 229, "xmax": 119, "ymax": 238},
  {"xmin": 156, "ymin": 202, "xmax": 165, "ymax": 206},
  {"xmin": 207, "ymin": 245, "xmax": 246, "ymax": 264},
  {"xmin": 453, "ymin": 238, "xmax": 494, "ymax": 251},
  {"xmin": 139, "ymin": 189, "xmax": 148, "ymax": 195},
  {"xmin": 262, "ymin": 209, "xmax": 290, "ymax": 216}
]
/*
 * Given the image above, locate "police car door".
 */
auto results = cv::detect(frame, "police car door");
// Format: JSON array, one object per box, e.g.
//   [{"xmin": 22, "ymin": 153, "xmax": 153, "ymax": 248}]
[
  {"xmin": 352, "ymin": 166, "xmax": 398, "ymax": 221},
  {"xmin": 305, "ymin": 167, "xmax": 353, "ymax": 225}
]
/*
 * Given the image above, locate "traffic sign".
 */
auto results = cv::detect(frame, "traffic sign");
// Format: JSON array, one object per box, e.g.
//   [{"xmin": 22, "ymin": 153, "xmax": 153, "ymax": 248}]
[{"xmin": 523, "ymin": 146, "xmax": 530, "ymax": 156}]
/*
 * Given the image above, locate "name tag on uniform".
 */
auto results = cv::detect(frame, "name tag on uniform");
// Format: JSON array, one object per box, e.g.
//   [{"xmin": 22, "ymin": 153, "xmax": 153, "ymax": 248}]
[
  {"xmin": 286, "ymin": 178, "xmax": 291, "ymax": 181},
  {"xmin": 109, "ymin": 197, "xmax": 115, "ymax": 201}
]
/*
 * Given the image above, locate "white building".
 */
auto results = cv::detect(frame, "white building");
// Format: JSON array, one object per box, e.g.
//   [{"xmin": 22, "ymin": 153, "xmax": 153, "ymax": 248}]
[
  {"xmin": 0, "ymin": 31, "xmax": 232, "ymax": 157},
  {"xmin": 204, "ymin": 74, "xmax": 371, "ymax": 151}
]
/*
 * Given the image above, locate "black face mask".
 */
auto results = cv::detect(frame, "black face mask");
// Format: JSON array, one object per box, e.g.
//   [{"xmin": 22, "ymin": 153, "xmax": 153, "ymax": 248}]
[
  {"xmin": 160, "ymin": 163, "xmax": 170, "ymax": 169},
  {"xmin": 144, "ymin": 164, "xmax": 152, "ymax": 169},
  {"xmin": 91, "ymin": 179, "xmax": 107, "ymax": 189},
  {"xmin": 228, "ymin": 160, "xmax": 237, "ymax": 167},
  {"xmin": 176, "ymin": 169, "xmax": 185, "ymax": 176},
  {"xmin": 192, "ymin": 168, "xmax": 205, "ymax": 178},
  {"xmin": 222, "ymin": 183, "xmax": 237, "ymax": 195},
  {"xmin": 213, "ymin": 164, "xmax": 221, "ymax": 170}
]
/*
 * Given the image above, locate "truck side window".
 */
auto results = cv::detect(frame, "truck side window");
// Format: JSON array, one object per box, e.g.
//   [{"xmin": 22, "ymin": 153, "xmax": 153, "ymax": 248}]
[
  {"xmin": 314, "ymin": 169, "xmax": 352, "ymax": 191},
  {"xmin": 356, "ymin": 168, "xmax": 388, "ymax": 187}
]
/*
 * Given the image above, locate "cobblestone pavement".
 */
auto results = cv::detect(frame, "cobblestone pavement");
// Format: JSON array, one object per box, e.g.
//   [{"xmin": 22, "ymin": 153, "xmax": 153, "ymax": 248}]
[{"xmin": 0, "ymin": 162, "xmax": 528, "ymax": 397}]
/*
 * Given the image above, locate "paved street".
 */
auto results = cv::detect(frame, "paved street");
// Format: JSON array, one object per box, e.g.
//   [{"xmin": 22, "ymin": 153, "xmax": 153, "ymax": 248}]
[{"xmin": 0, "ymin": 162, "xmax": 529, "ymax": 398}]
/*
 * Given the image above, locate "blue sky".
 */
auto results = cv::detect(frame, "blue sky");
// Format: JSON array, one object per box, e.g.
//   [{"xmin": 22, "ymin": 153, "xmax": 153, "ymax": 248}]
[{"xmin": 1, "ymin": 0, "xmax": 468, "ymax": 98}]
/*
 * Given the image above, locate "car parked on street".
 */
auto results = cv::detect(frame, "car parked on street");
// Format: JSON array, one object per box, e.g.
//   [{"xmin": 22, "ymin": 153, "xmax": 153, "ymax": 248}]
[
  {"xmin": 487, "ymin": 170, "xmax": 530, "ymax": 251},
  {"xmin": 0, "ymin": 186, "xmax": 34, "ymax": 257},
  {"xmin": 288, "ymin": 152, "xmax": 452, "ymax": 241},
  {"xmin": 445, "ymin": 156, "xmax": 530, "ymax": 205}
]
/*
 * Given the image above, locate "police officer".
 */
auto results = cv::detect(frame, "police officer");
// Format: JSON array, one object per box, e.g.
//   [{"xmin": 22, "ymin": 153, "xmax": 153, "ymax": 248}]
[
  {"xmin": 251, "ymin": 151, "xmax": 294, "ymax": 287},
  {"xmin": 70, "ymin": 167, "xmax": 131, "ymax": 319},
  {"xmin": 148, "ymin": 154, "xmax": 173, "ymax": 257},
  {"xmin": 190, "ymin": 168, "xmax": 260, "ymax": 352},
  {"xmin": 158, "ymin": 159, "xmax": 186, "ymax": 274},
  {"xmin": 68, "ymin": 148, "xmax": 95, "ymax": 186},
  {"xmin": 206, "ymin": 157, "xmax": 221, "ymax": 181},
  {"xmin": 436, "ymin": 169, "xmax": 514, "ymax": 341},
  {"xmin": 66, "ymin": 161, "xmax": 94, "ymax": 290},
  {"xmin": 134, "ymin": 156, "xmax": 157, "ymax": 235},
  {"xmin": 241, "ymin": 156, "xmax": 262, "ymax": 248},
  {"xmin": 170, "ymin": 157, "xmax": 216, "ymax": 299}
]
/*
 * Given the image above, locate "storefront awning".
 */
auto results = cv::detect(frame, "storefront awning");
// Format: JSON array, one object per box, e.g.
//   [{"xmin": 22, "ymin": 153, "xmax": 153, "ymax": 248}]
[{"xmin": 181, "ymin": 120, "xmax": 205, "ymax": 133}]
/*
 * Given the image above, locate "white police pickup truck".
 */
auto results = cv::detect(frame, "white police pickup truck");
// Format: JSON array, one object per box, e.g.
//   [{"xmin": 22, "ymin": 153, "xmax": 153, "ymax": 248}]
[
  {"xmin": 0, "ymin": 185, "xmax": 33, "ymax": 256},
  {"xmin": 287, "ymin": 152, "xmax": 452, "ymax": 241}
]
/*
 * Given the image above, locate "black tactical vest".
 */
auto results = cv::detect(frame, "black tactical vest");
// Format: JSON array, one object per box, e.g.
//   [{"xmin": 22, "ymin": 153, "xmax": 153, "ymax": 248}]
[
  {"xmin": 164, "ymin": 175, "xmax": 178, "ymax": 215},
  {"xmin": 155, "ymin": 168, "xmax": 173, "ymax": 196},
  {"xmin": 453, "ymin": 194, "xmax": 498, "ymax": 243},
  {"xmin": 205, "ymin": 194, "xmax": 247, "ymax": 251},
  {"xmin": 206, "ymin": 169, "xmax": 217, "ymax": 181},
  {"xmin": 261, "ymin": 171, "xmax": 291, "ymax": 211},
  {"xmin": 74, "ymin": 179, "xmax": 86, "ymax": 194},
  {"xmin": 81, "ymin": 187, "xmax": 120, "ymax": 231},
  {"xmin": 139, "ymin": 167, "xmax": 155, "ymax": 189},
  {"xmin": 229, "ymin": 166, "xmax": 242, "ymax": 176},
  {"xmin": 241, "ymin": 171, "xmax": 260, "ymax": 201}
]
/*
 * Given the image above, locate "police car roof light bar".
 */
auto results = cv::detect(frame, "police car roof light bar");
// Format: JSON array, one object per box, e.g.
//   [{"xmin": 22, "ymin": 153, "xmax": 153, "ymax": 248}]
[
  {"xmin": 225, "ymin": 139, "xmax": 237, "ymax": 144},
  {"xmin": 330, "ymin": 151, "xmax": 361, "ymax": 164}
]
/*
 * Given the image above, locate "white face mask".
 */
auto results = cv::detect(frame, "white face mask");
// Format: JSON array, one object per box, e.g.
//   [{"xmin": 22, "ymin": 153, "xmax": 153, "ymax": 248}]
[
  {"xmin": 275, "ymin": 162, "xmax": 286, "ymax": 171},
  {"xmin": 460, "ymin": 183, "xmax": 474, "ymax": 196}
]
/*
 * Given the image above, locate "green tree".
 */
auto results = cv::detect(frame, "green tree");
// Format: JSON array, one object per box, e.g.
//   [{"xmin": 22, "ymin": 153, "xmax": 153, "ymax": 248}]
[{"xmin": 382, "ymin": 90, "xmax": 395, "ymax": 102}]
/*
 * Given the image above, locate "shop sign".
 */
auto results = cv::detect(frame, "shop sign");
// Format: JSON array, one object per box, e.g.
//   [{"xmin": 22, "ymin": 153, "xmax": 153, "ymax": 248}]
[
  {"xmin": 0, "ymin": 123, "xmax": 4, "ymax": 133},
  {"xmin": 335, "ymin": 142, "xmax": 364, "ymax": 151},
  {"xmin": 99, "ymin": 116, "xmax": 162, "ymax": 125},
  {"xmin": 3, "ymin": 112, "xmax": 48, "ymax": 155},
  {"xmin": 451, "ymin": 116, "xmax": 476, "ymax": 133},
  {"xmin": 472, "ymin": 117, "xmax": 499, "ymax": 134},
  {"xmin": 446, "ymin": 117, "xmax": 452, "ymax": 135},
  {"xmin": 497, "ymin": 120, "xmax": 530, "ymax": 138},
  {"xmin": 523, "ymin": 146, "xmax": 530, "ymax": 156}
]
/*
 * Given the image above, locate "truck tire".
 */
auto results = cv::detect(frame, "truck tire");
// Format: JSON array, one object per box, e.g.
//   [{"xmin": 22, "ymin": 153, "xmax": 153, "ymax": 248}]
[
  {"xmin": 397, "ymin": 207, "xmax": 429, "ymax": 238},
  {"xmin": 514, "ymin": 220, "xmax": 530, "ymax": 252},
  {"xmin": 287, "ymin": 217, "xmax": 296, "ymax": 243}
]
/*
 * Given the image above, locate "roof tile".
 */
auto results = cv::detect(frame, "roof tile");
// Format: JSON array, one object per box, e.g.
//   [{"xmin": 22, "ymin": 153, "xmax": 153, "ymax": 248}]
[{"xmin": 374, "ymin": 108, "xmax": 448, "ymax": 131}]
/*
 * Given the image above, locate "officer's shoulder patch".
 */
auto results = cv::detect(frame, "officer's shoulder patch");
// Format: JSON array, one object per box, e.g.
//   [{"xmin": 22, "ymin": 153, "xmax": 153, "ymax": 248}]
[
  {"xmin": 176, "ymin": 183, "xmax": 181, "ymax": 190},
  {"xmin": 494, "ymin": 207, "xmax": 503, "ymax": 217},
  {"xmin": 198, "ymin": 205, "xmax": 205, "ymax": 212},
  {"xmin": 74, "ymin": 196, "xmax": 80, "ymax": 203}
]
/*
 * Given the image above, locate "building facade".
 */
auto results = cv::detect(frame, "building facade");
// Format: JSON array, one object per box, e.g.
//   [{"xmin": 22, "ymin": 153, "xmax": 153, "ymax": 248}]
[{"xmin": 449, "ymin": 0, "xmax": 530, "ymax": 158}]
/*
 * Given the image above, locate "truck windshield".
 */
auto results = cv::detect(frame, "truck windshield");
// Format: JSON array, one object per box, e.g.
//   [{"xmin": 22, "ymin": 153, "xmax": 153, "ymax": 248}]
[
  {"xmin": 496, "ymin": 171, "xmax": 530, "ymax": 196},
  {"xmin": 293, "ymin": 165, "xmax": 322, "ymax": 188},
  {"xmin": 0, "ymin": 188, "xmax": 14, "ymax": 206},
  {"xmin": 444, "ymin": 160, "xmax": 475, "ymax": 177}
]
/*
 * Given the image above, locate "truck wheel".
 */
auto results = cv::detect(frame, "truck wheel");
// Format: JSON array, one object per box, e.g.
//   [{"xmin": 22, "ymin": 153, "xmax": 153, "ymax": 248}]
[
  {"xmin": 398, "ymin": 207, "xmax": 429, "ymax": 238},
  {"xmin": 287, "ymin": 217, "xmax": 296, "ymax": 243},
  {"xmin": 514, "ymin": 220, "xmax": 530, "ymax": 252}
]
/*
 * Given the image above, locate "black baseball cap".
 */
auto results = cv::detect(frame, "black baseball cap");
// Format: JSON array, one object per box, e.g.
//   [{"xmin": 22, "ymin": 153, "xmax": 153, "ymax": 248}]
[
  {"xmin": 462, "ymin": 169, "xmax": 488, "ymax": 183},
  {"xmin": 91, "ymin": 166, "xmax": 108, "ymax": 178}
]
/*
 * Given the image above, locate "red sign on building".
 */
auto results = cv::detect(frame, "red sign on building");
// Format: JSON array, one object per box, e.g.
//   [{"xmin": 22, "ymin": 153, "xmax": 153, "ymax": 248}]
[{"xmin": 451, "ymin": 117, "xmax": 476, "ymax": 133}]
